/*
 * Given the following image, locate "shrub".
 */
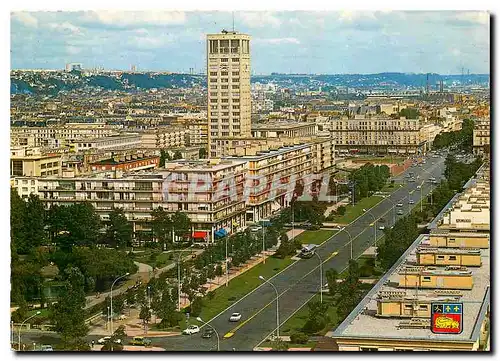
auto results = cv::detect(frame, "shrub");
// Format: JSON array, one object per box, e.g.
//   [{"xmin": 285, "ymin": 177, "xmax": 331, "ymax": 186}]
[
  {"xmin": 290, "ymin": 331, "xmax": 309, "ymax": 344},
  {"xmin": 336, "ymin": 206, "xmax": 346, "ymax": 216},
  {"xmin": 189, "ymin": 297, "xmax": 203, "ymax": 317}
]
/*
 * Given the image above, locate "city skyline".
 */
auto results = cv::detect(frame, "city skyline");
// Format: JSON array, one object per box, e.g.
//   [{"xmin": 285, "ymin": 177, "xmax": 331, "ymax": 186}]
[{"xmin": 11, "ymin": 10, "xmax": 490, "ymax": 74}]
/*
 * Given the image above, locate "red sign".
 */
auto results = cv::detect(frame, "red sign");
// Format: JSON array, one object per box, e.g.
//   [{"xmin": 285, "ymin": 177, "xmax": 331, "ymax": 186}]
[{"xmin": 431, "ymin": 303, "xmax": 463, "ymax": 334}]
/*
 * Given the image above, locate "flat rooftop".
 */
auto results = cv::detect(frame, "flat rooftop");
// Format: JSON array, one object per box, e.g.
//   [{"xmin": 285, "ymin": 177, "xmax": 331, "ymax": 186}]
[
  {"xmin": 332, "ymin": 234, "xmax": 490, "ymax": 343},
  {"xmin": 251, "ymin": 122, "xmax": 316, "ymax": 130}
]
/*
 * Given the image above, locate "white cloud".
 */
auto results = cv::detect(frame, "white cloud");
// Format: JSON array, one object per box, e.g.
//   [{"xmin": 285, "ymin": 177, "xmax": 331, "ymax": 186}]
[
  {"xmin": 82, "ymin": 11, "xmax": 186, "ymax": 27},
  {"xmin": 49, "ymin": 22, "xmax": 82, "ymax": 35},
  {"xmin": 255, "ymin": 37, "xmax": 300, "ymax": 45},
  {"xmin": 239, "ymin": 12, "xmax": 281, "ymax": 28},
  {"xmin": 11, "ymin": 12, "xmax": 38, "ymax": 28}
]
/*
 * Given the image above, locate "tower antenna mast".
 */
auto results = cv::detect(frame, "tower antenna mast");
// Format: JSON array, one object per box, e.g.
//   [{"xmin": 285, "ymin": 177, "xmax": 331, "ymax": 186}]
[{"xmin": 232, "ymin": 12, "xmax": 235, "ymax": 31}]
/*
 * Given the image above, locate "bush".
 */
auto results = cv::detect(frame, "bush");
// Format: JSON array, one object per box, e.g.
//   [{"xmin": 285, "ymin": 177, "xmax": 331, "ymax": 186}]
[
  {"xmin": 359, "ymin": 265, "xmax": 373, "ymax": 278},
  {"xmin": 302, "ymin": 316, "xmax": 327, "ymax": 335},
  {"xmin": 290, "ymin": 331, "xmax": 309, "ymax": 344},
  {"xmin": 336, "ymin": 206, "xmax": 346, "ymax": 216}
]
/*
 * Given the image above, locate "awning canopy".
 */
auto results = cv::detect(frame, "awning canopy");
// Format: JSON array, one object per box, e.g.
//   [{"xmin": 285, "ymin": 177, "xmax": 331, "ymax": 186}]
[
  {"xmin": 192, "ymin": 231, "xmax": 208, "ymax": 239},
  {"xmin": 214, "ymin": 228, "xmax": 228, "ymax": 238}
]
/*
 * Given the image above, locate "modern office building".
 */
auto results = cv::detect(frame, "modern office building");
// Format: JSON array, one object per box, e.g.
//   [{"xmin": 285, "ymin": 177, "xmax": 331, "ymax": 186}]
[{"xmin": 207, "ymin": 30, "xmax": 252, "ymax": 157}]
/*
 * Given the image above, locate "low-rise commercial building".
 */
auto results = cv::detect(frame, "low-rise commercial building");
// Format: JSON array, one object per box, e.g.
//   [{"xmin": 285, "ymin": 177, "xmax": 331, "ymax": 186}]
[
  {"xmin": 71, "ymin": 134, "xmax": 142, "ymax": 152},
  {"xmin": 89, "ymin": 154, "xmax": 160, "ymax": 172},
  {"xmin": 10, "ymin": 147, "xmax": 62, "ymax": 177},
  {"xmin": 139, "ymin": 127, "xmax": 188, "ymax": 149},
  {"xmin": 330, "ymin": 163, "xmax": 490, "ymax": 351}
]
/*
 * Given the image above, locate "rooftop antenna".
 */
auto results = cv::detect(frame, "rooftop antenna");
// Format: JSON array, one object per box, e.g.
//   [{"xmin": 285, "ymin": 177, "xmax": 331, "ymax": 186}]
[{"xmin": 232, "ymin": 12, "xmax": 235, "ymax": 32}]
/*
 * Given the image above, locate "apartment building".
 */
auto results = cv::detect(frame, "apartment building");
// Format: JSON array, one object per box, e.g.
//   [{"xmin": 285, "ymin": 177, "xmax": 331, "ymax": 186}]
[
  {"xmin": 473, "ymin": 118, "xmax": 490, "ymax": 156},
  {"xmin": 331, "ymin": 164, "xmax": 490, "ymax": 351},
  {"xmin": 419, "ymin": 123, "xmax": 443, "ymax": 152},
  {"xmin": 13, "ymin": 159, "xmax": 248, "ymax": 243},
  {"xmin": 10, "ymin": 124, "xmax": 121, "ymax": 148},
  {"xmin": 137, "ymin": 127, "xmax": 187, "ymax": 149},
  {"xmin": 224, "ymin": 143, "xmax": 315, "ymax": 223},
  {"xmin": 250, "ymin": 122, "xmax": 317, "ymax": 138},
  {"xmin": 89, "ymin": 154, "xmax": 160, "ymax": 172},
  {"xmin": 71, "ymin": 134, "xmax": 142, "ymax": 152},
  {"xmin": 10, "ymin": 147, "xmax": 62, "ymax": 177},
  {"xmin": 332, "ymin": 116, "xmax": 423, "ymax": 155},
  {"xmin": 207, "ymin": 30, "xmax": 252, "ymax": 157}
]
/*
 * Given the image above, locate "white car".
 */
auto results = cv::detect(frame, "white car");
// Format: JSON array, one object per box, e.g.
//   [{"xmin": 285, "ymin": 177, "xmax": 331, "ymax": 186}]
[
  {"xmin": 416, "ymin": 185, "xmax": 421, "ymax": 189},
  {"xmin": 97, "ymin": 336, "xmax": 121, "ymax": 345},
  {"xmin": 396, "ymin": 203, "xmax": 403, "ymax": 207},
  {"xmin": 118, "ymin": 314, "xmax": 128, "ymax": 320},
  {"xmin": 182, "ymin": 325, "xmax": 200, "ymax": 335},
  {"xmin": 409, "ymin": 200, "xmax": 415, "ymax": 204},
  {"xmin": 229, "ymin": 312, "xmax": 242, "ymax": 322},
  {"xmin": 378, "ymin": 225, "xmax": 385, "ymax": 231}
]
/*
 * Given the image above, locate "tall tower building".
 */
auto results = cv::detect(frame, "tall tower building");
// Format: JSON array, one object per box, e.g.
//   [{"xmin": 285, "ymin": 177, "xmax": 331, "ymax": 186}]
[{"xmin": 207, "ymin": 30, "xmax": 251, "ymax": 157}]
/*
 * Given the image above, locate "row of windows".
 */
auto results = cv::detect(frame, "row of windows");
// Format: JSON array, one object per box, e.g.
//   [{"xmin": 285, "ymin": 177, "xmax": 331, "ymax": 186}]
[{"xmin": 41, "ymin": 161, "xmax": 59, "ymax": 169}]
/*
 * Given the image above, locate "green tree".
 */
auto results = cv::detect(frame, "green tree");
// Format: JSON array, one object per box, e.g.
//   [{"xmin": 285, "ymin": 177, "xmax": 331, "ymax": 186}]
[
  {"xmin": 50, "ymin": 266, "xmax": 89, "ymax": 350},
  {"xmin": 336, "ymin": 260, "xmax": 363, "ymax": 320},
  {"xmin": 151, "ymin": 207, "xmax": 173, "ymax": 247},
  {"xmin": 106, "ymin": 207, "xmax": 133, "ymax": 249},
  {"xmin": 303, "ymin": 300, "xmax": 329, "ymax": 334},
  {"xmin": 325, "ymin": 268, "xmax": 339, "ymax": 297},
  {"xmin": 199, "ymin": 147, "xmax": 207, "ymax": 159},
  {"xmin": 139, "ymin": 304, "xmax": 151, "ymax": 327},
  {"xmin": 173, "ymin": 150, "xmax": 183, "ymax": 160},
  {"xmin": 171, "ymin": 211, "xmax": 192, "ymax": 242},
  {"xmin": 10, "ymin": 188, "xmax": 27, "ymax": 253}
]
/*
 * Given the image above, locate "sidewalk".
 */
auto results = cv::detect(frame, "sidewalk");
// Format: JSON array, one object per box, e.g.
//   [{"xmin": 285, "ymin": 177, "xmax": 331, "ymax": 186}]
[{"xmin": 84, "ymin": 250, "xmax": 203, "ymax": 310}]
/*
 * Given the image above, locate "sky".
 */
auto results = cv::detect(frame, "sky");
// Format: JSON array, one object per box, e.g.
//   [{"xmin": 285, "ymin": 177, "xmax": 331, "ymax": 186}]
[{"xmin": 10, "ymin": 10, "xmax": 490, "ymax": 74}]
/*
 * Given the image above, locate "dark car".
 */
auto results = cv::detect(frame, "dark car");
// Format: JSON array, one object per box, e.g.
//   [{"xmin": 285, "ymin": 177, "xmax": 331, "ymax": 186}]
[{"xmin": 202, "ymin": 328, "xmax": 214, "ymax": 339}]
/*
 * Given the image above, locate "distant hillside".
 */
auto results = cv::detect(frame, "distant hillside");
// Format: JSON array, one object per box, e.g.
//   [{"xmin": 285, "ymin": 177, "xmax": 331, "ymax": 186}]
[{"xmin": 10, "ymin": 71, "xmax": 489, "ymax": 95}]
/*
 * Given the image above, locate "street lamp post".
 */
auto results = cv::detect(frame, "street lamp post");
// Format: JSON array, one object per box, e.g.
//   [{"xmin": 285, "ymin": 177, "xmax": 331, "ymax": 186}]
[
  {"xmin": 262, "ymin": 223, "xmax": 266, "ymax": 264},
  {"xmin": 225, "ymin": 237, "xmax": 229, "ymax": 287},
  {"xmin": 259, "ymin": 276, "xmax": 280, "ymax": 339},
  {"xmin": 313, "ymin": 252, "xmax": 324, "ymax": 304},
  {"xmin": 18, "ymin": 311, "xmax": 41, "ymax": 351},
  {"xmin": 196, "ymin": 317, "xmax": 220, "ymax": 351},
  {"xmin": 110, "ymin": 272, "xmax": 130, "ymax": 334},
  {"xmin": 177, "ymin": 245, "xmax": 194, "ymax": 312},
  {"xmin": 365, "ymin": 211, "xmax": 377, "ymax": 252},
  {"xmin": 340, "ymin": 228, "xmax": 354, "ymax": 260}
]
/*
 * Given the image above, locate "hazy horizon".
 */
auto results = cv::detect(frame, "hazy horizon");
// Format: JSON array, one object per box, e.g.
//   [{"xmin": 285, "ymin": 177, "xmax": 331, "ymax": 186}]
[{"xmin": 11, "ymin": 11, "xmax": 490, "ymax": 74}]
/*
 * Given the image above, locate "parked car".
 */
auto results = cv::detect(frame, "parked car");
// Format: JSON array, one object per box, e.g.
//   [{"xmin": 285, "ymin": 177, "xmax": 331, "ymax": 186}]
[
  {"xmin": 397, "ymin": 210, "xmax": 404, "ymax": 215},
  {"xmin": 129, "ymin": 336, "xmax": 152, "ymax": 346},
  {"xmin": 416, "ymin": 185, "xmax": 422, "ymax": 189},
  {"xmin": 409, "ymin": 199, "xmax": 415, "ymax": 204},
  {"xmin": 229, "ymin": 312, "xmax": 242, "ymax": 322},
  {"xmin": 378, "ymin": 225, "xmax": 386, "ymax": 231},
  {"xmin": 118, "ymin": 314, "xmax": 127, "ymax": 320},
  {"xmin": 182, "ymin": 325, "xmax": 200, "ymax": 335},
  {"xmin": 41, "ymin": 345, "xmax": 53, "ymax": 352},
  {"xmin": 202, "ymin": 328, "xmax": 214, "ymax": 339},
  {"xmin": 396, "ymin": 203, "xmax": 403, "ymax": 207}
]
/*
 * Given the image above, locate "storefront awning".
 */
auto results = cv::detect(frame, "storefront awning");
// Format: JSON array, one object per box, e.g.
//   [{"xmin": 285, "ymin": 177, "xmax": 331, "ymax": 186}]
[
  {"xmin": 192, "ymin": 231, "xmax": 208, "ymax": 239},
  {"xmin": 214, "ymin": 228, "xmax": 228, "ymax": 238}
]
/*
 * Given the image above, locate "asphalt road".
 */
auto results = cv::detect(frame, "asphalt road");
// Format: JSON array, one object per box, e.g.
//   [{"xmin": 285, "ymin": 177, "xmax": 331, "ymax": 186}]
[{"xmin": 18, "ymin": 154, "xmax": 447, "ymax": 352}]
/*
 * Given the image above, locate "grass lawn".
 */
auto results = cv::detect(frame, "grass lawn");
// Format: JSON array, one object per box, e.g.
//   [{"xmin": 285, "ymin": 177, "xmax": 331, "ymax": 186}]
[
  {"xmin": 132, "ymin": 250, "xmax": 176, "ymax": 269},
  {"xmin": 293, "ymin": 230, "xmax": 336, "ymax": 245},
  {"xmin": 332, "ymin": 195, "xmax": 384, "ymax": 224},
  {"xmin": 198, "ymin": 256, "xmax": 295, "ymax": 322},
  {"xmin": 26, "ymin": 308, "xmax": 51, "ymax": 318},
  {"xmin": 350, "ymin": 156, "xmax": 405, "ymax": 164},
  {"xmin": 280, "ymin": 294, "xmax": 339, "ymax": 336}
]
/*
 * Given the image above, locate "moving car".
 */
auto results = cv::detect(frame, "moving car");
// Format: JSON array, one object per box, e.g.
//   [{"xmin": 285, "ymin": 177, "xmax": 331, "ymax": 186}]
[
  {"xmin": 41, "ymin": 345, "xmax": 53, "ymax": 352},
  {"xmin": 397, "ymin": 210, "xmax": 404, "ymax": 215},
  {"xmin": 409, "ymin": 199, "xmax": 415, "ymax": 204},
  {"xmin": 300, "ymin": 244, "xmax": 317, "ymax": 259},
  {"xmin": 416, "ymin": 185, "xmax": 422, "ymax": 189},
  {"xmin": 229, "ymin": 312, "xmax": 242, "ymax": 322},
  {"xmin": 182, "ymin": 325, "xmax": 200, "ymax": 335},
  {"xmin": 129, "ymin": 336, "xmax": 152, "ymax": 346},
  {"xmin": 97, "ymin": 336, "xmax": 121, "ymax": 345},
  {"xmin": 378, "ymin": 225, "xmax": 386, "ymax": 231},
  {"xmin": 202, "ymin": 328, "xmax": 214, "ymax": 339},
  {"xmin": 396, "ymin": 203, "xmax": 403, "ymax": 207}
]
